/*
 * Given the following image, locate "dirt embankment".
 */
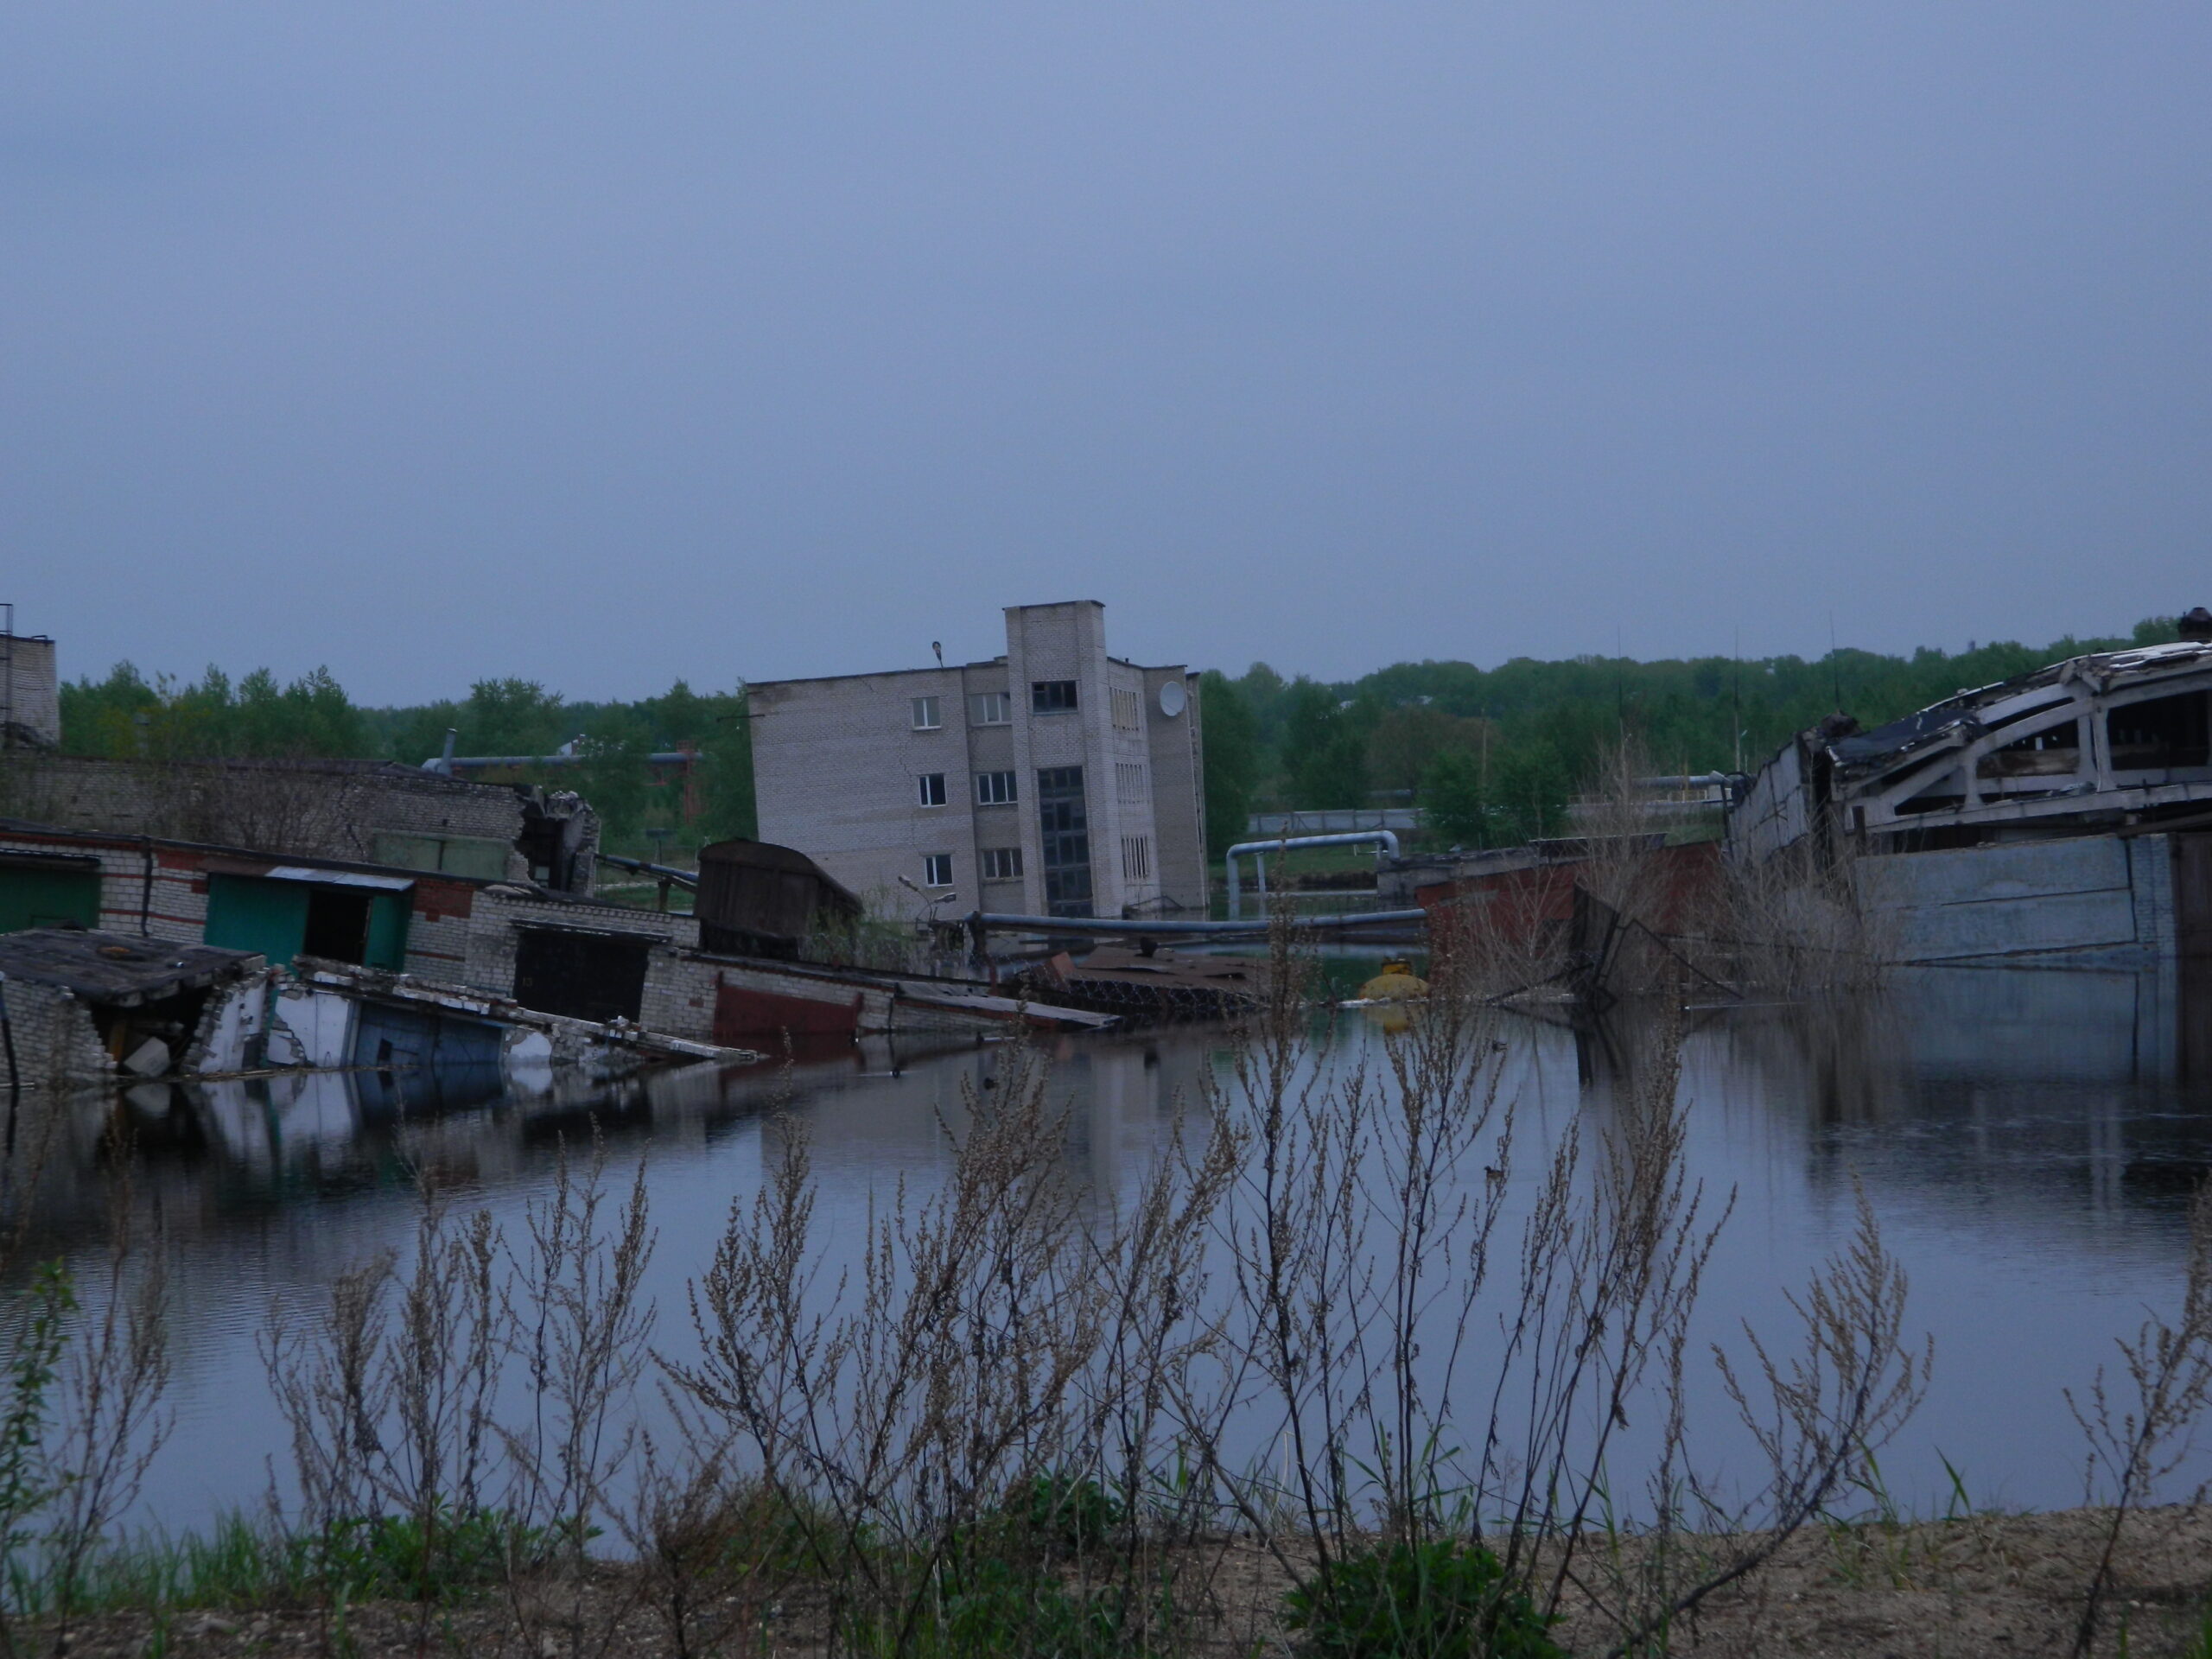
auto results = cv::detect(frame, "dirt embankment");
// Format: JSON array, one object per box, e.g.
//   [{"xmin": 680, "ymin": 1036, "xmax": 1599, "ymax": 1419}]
[{"xmin": 30, "ymin": 1505, "xmax": 2212, "ymax": 1659}]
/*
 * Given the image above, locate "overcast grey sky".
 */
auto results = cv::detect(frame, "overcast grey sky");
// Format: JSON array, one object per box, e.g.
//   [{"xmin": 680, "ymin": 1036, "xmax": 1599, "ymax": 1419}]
[{"xmin": 4, "ymin": 4, "xmax": 2207, "ymax": 703}]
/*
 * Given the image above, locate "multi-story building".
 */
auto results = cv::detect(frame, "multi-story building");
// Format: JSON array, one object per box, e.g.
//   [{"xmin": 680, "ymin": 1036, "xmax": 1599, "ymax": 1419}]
[{"xmin": 748, "ymin": 601, "xmax": 1207, "ymax": 918}]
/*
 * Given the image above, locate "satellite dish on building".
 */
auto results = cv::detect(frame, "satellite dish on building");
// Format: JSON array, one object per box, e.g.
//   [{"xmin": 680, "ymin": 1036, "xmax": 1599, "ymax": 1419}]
[{"xmin": 1158, "ymin": 680, "xmax": 1186, "ymax": 717}]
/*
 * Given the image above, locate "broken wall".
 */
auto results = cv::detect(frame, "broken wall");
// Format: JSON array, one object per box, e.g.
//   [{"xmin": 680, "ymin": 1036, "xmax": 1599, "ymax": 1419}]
[
  {"xmin": 0, "ymin": 755, "xmax": 601, "ymax": 891},
  {"xmin": 0, "ymin": 980, "xmax": 112, "ymax": 1090}
]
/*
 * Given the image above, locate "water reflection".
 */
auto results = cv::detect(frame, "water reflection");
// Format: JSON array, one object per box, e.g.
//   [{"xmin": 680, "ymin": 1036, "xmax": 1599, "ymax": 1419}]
[{"xmin": 7, "ymin": 963, "xmax": 2210, "ymax": 1528}]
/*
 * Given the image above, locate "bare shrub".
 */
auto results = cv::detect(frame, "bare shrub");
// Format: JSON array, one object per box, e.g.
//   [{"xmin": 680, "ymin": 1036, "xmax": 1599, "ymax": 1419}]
[
  {"xmin": 1591, "ymin": 1184, "xmax": 1929, "ymax": 1655},
  {"xmin": 39, "ymin": 1183, "xmax": 175, "ymax": 1647},
  {"xmin": 2065, "ymin": 1179, "xmax": 2212, "ymax": 1656},
  {"xmin": 1712, "ymin": 836, "xmax": 1892, "ymax": 994},
  {"xmin": 672, "ymin": 1035, "xmax": 1243, "ymax": 1653},
  {"xmin": 502, "ymin": 1142, "xmax": 658, "ymax": 1657},
  {"xmin": 261, "ymin": 1152, "xmax": 661, "ymax": 1650}
]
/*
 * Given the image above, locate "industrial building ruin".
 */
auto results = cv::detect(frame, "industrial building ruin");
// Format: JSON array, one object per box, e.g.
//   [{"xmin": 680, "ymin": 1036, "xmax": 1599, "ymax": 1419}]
[
  {"xmin": 1727, "ymin": 614, "xmax": 2212, "ymax": 968},
  {"xmin": 1731, "ymin": 619, "xmax": 2212, "ymax": 864}
]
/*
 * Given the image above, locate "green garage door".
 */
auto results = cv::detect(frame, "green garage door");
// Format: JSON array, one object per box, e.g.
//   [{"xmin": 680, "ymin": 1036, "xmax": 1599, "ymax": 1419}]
[
  {"xmin": 204, "ymin": 874, "xmax": 310, "ymax": 965},
  {"xmin": 205, "ymin": 874, "xmax": 411, "ymax": 970},
  {"xmin": 0, "ymin": 859, "xmax": 102, "ymax": 934}
]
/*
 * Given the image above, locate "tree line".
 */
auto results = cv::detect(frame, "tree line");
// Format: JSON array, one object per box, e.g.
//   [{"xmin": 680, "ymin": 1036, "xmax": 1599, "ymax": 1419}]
[
  {"xmin": 53, "ymin": 610, "xmax": 2180, "ymax": 861},
  {"xmin": 54, "ymin": 664, "xmax": 758, "ymax": 854},
  {"xmin": 1197, "ymin": 614, "xmax": 2182, "ymax": 854}
]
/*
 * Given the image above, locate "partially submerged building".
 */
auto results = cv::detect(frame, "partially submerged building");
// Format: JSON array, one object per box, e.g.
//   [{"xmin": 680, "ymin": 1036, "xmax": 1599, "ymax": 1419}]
[
  {"xmin": 0, "ymin": 929, "xmax": 268, "ymax": 1090},
  {"xmin": 1728, "ymin": 620, "xmax": 2212, "ymax": 967},
  {"xmin": 749, "ymin": 601, "xmax": 1208, "ymax": 919}
]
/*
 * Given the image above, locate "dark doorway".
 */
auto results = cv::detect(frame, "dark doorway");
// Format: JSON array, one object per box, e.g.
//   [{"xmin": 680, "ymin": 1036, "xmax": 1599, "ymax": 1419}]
[
  {"xmin": 513, "ymin": 929, "xmax": 650, "ymax": 1023},
  {"xmin": 302, "ymin": 887, "xmax": 373, "ymax": 964},
  {"xmin": 1037, "ymin": 766, "xmax": 1093, "ymax": 918}
]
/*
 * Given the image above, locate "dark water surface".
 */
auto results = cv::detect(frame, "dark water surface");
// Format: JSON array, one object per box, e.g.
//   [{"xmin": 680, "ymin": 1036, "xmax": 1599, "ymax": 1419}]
[{"xmin": 16, "ymin": 961, "xmax": 2212, "ymax": 1532}]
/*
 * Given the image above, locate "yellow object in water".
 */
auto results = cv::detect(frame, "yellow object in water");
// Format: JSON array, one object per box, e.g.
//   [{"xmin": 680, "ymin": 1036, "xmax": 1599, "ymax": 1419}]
[{"xmin": 1358, "ymin": 959, "xmax": 1429, "ymax": 1001}]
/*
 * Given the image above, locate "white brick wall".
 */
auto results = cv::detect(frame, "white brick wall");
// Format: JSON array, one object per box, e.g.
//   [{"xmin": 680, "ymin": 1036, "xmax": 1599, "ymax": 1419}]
[
  {"xmin": 0, "ymin": 979, "xmax": 110, "ymax": 1089},
  {"xmin": 0, "ymin": 636, "xmax": 60, "ymax": 748}
]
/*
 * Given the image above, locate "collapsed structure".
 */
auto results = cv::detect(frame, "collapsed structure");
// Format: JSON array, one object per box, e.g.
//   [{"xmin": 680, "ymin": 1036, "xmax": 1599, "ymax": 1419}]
[{"xmin": 1728, "ymin": 617, "xmax": 2212, "ymax": 969}]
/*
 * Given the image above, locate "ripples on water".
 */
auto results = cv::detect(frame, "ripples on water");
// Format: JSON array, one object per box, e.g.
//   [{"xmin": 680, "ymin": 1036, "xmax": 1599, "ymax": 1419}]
[{"xmin": 12, "ymin": 961, "xmax": 2212, "ymax": 1530}]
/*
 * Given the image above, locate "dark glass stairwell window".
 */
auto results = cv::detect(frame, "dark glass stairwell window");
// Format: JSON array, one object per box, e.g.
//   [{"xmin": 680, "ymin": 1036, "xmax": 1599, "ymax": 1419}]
[{"xmin": 1037, "ymin": 766, "xmax": 1093, "ymax": 917}]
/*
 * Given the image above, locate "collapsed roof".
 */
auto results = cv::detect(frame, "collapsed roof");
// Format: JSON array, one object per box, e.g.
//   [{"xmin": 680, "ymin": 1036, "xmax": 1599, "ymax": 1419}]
[{"xmin": 1730, "ymin": 639, "xmax": 2212, "ymax": 861}]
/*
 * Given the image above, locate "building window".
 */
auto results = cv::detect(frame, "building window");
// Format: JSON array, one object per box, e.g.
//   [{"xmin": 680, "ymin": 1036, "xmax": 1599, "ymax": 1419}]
[
  {"xmin": 970, "ymin": 690, "xmax": 1011, "ymax": 725},
  {"xmin": 1032, "ymin": 679, "xmax": 1078, "ymax": 715},
  {"xmin": 976, "ymin": 770, "xmax": 1018, "ymax": 805},
  {"xmin": 911, "ymin": 696, "xmax": 942, "ymax": 730},
  {"xmin": 981, "ymin": 847, "xmax": 1023, "ymax": 881},
  {"xmin": 1116, "ymin": 760, "xmax": 1147, "ymax": 804},
  {"xmin": 917, "ymin": 772, "xmax": 948, "ymax": 806},
  {"xmin": 1111, "ymin": 687, "xmax": 1141, "ymax": 729},
  {"xmin": 1037, "ymin": 766, "xmax": 1092, "ymax": 916},
  {"xmin": 923, "ymin": 854, "xmax": 954, "ymax": 887},
  {"xmin": 1122, "ymin": 836, "xmax": 1153, "ymax": 882}
]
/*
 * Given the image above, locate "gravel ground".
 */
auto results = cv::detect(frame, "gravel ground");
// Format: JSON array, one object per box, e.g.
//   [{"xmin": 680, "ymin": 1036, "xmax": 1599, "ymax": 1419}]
[{"xmin": 29, "ymin": 1504, "xmax": 2212, "ymax": 1658}]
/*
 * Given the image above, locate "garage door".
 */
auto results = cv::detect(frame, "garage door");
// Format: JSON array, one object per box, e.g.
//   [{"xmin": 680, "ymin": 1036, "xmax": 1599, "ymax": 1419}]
[
  {"xmin": 0, "ymin": 858, "xmax": 102, "ymax": 934},
  {"xmin": 512, "ymin": 929, "xmax": 649, "ymax": 1024}
]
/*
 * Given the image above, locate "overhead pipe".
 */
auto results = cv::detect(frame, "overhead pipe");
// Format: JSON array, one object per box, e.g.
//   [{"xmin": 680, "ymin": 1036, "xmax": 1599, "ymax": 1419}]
[
  {"xmin": 424, "ymin": 740, "xmax": 700, "ymax": 774},
  {"xmin": 969, "ymin": 908, "xmax": 1426, "ymax": 941},
  {"xmin": 1224, "ymin": 830, "xmax": 1400, "ymax": 918},
  {"xmin": 594, "ymin": 852, "xmax": 699, "ymax": 888}
]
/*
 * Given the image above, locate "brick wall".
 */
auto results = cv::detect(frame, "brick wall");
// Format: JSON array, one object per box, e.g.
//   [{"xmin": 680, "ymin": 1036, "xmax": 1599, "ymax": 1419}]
[
  {"xmin": 0, "ymin": 978, "xmax": 110, "ymax": 1090},
  {"xmin": 401, "ymin": 875, "xmax": 480, "ymax": 981},
  {"xmin": 0, "ymin": 636, "xmax": 60, "ymax": 749},
  {"xmin": 461, "ymin": 888, "xmax": 698, "ymax": 999},
  {"xmin": 0, "ymin": 755, "xmax": 531, "ymax": 870},
  {"xmin": 752, "ymin": 667, "xmax": 986, "ymax": 912},
  {"xmin": 639, "ymin": 950, "xmax": 722, "ymax": 1043},
  {"xmin": 1143, "ymin": 668, "xmax": 1207, "ymax": 913}
]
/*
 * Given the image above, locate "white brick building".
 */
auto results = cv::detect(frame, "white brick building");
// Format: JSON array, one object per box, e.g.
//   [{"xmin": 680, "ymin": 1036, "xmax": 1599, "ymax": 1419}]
[{"xmin": 749, "ymin": 602, "xmax": 1207, "ymax": 918}]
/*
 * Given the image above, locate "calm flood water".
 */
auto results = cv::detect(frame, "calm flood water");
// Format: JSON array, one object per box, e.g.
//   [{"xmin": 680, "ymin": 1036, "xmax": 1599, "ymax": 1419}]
[{"xmin": 15, "ymin": 960, "xmax": 2212, "ymax": 1532}]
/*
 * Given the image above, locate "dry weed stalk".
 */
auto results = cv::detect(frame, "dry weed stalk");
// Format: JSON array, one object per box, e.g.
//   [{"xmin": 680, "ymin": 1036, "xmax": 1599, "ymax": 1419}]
[
  {"xmin": 262, "ymin": 1152, "xmax": 658, "ymax": 1654},
  {"xmin": 1711, "ymin": 836, "xmax": 1891, "ymax": 994},
  {"xmin": 37, "ymin": 1178, "xmax": 174, "ymax": 1653},
  {"xmin": 502, "ymin": 1142, "xmax": 658, "ymax": 1657},
  {"xmin": 676, "ymin": 1036, "xmax": 1242, "ymax": 1653},
  {"xmin": 1591, "ymin": 1184, "xmax": 1929, "ymax": 1656},
  {"xmin": 2065, "ymin": 1179, "xmax": 2212, "ymax": 1657},
  {"xmin": 1187, "ymin": 923, "xmax": 1929, "ymax": 1658}
]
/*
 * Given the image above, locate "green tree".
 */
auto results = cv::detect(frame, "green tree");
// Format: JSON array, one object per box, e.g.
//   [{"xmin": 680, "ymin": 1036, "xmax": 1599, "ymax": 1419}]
[
  {"xmin": 1491, "ymin": 740, "xmax": 1572, "ymax": 843},
  {"xmin": 1281, "ymin": 679, "xmax": 1370, "ymax": 809},
  {"xmin": 459, "ymin": 678, "xmax": 569, "ymax": 758},
  {"xmin": 1198, "ymin": 671, "xmax": 1259, "ymax": 857},
  {"xmin": 1420, "ymin": 748, "xmax": 1489, "ymax": 845},
  {"xmin": 1366, "ymin": 705, "xmax": 1484, "ymax": 798},
  {"xmin": 569, "ymin": 706, "xmax": 658, "ymax": 847}
]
